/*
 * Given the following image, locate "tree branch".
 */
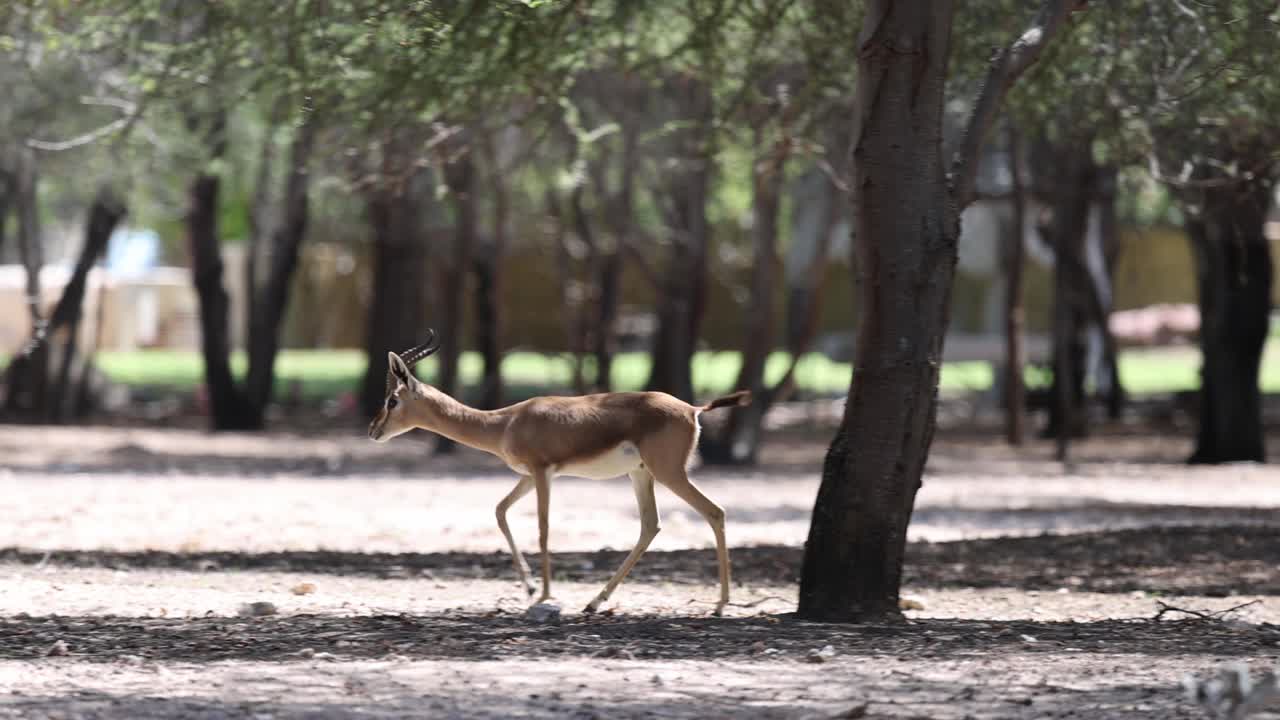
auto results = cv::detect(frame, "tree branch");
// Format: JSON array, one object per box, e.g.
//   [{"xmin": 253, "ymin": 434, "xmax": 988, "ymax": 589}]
[{"xmin": 951, "ymin": 0, "xmax": 1084, "ymax": 209}]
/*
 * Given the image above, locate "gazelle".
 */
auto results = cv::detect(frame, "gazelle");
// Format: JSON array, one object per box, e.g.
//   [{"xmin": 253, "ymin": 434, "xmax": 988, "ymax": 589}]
[{"xmin": 368, "ymin": 330, "xmax": 748, "ymax": 616}]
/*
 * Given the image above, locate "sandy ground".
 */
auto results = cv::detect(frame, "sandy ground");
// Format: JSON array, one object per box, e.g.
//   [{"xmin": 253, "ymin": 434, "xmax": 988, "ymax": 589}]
[{"xmin": 1, "ymin": 424, "xmax": 1279, "ymax": 719}]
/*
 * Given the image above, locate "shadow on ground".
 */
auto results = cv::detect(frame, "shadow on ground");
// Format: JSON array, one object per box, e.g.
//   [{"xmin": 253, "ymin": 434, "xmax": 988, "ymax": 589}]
[
  {"xmin": 1, "ymin": 610, "xmax": 1275, "ymax": 664},
  {"xmin": 3, "ymin": 524, "xmax": 1278, "ymax": 596},
  {"xmin": 0, "ymin": 673, "xmax": 1210, "ymax": 720}
]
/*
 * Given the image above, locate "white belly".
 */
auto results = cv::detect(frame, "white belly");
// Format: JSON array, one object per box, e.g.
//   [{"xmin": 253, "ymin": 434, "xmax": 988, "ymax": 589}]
[{"xmin": 551, "ymin": 442, "xmax": 642, "ymax": 480}]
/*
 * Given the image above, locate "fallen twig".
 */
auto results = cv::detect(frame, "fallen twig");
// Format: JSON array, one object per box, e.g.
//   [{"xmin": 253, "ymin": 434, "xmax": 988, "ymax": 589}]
[{"xmin": 1153, "ymin": 599, "xmax": 1261, "ymax": 622}]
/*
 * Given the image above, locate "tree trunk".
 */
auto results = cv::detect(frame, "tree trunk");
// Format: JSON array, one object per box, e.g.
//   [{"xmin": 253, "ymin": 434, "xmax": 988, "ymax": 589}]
[
  {"xmin": 2, "ymin": 149, "xmax": 48, "ymax": 418},
  {"xmin": 359, "ymin": 168, "xmax": 433, "ymax": 417},
  {"xmin": 646, "ymin": 79, "xmax": 712, "ymax": 401},
  {"xmin": 187, "ymin": 115, "xmax": 257, "ymax": 431},
  {"xmin": 1184, "ymin": 177, "xmax": 1273, "ymax": 464},
  {"xmin": 245, "ymin": 113, "xmax": 317, "ymax": 419},
  {"xmin": 4, "ymin": 186, "xmax": 124, "ymax": 422},
  {"xmin": 798, "ymin": 2, "xmax": 958, "ymax": 622},
  {"xmin": 1003, "ymin": 125, "xmax": 1027, "ymax": 445},
  {"xmin": 47, "ymin": 188, "xmax": 127, "ymax": 421},
  {"xmin": 567, "ymin": 182, "xmax": 595, "ymax": 394},
  {"xmin": 474, "ymin": 133, "xmax": 507, "ymax": 410},
  {"xmin": 436, "ymin": 143, "xmax": 476, "ymax": 452},
  {"xmin": 591, "ymin": 127, "xmax": 637, "ymax": 393},
  {"xmin": 1092, "ymin": 165, "xmax": 1125, "ymax": 419},
  {"xmin": 702, "ymin": 133, "xmax": 786, "ymax": 465},
  {"xmin": 0, "ymin": 169, "xmax": 11, "ymax": 258},
  {"xmin": 1035, "ymin": 136, "xmax": 1094, "ymax": 454}
]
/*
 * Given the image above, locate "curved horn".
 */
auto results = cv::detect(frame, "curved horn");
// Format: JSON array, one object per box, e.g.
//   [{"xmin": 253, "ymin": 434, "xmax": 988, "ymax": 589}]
[{"xmin": 398, "ymin": 329, "xmax": 441, "ymax": 367}]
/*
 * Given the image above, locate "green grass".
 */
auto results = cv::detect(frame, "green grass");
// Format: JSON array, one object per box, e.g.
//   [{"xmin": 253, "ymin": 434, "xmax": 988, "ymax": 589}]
[{"xmin": 3, "ymin": 345, "xmax": 1278, "ymax": 401}]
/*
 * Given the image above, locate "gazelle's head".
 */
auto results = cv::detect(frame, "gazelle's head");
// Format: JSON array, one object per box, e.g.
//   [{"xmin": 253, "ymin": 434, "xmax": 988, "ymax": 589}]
[{"xmin": 368, "ymin": 331, "xmax": 441, "ymax": 443}]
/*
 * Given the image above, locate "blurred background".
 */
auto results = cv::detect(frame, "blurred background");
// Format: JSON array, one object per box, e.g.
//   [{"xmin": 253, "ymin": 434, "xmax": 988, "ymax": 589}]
[{"xmin": 0, "ymin": 1, "xmax": 1276, "ymax": 467}]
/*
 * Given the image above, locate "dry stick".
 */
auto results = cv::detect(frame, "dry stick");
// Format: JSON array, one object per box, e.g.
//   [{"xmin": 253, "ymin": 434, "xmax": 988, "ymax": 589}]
[{"xmin": 1152, "ymin": 599, "xmax": 1261, "ymax": 622}]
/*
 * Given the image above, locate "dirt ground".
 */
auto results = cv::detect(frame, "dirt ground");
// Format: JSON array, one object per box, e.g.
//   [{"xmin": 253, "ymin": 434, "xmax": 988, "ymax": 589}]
[{"xmin": 1, "ymin": 423, "xmax": 1278, "ymax": 719}]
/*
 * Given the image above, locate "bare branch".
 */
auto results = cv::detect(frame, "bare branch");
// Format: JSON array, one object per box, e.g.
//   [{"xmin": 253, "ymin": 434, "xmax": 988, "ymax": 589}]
[
  {"xmin": 26, "ymin": 116, "xmax": 132, "ymax": 152},
  {"xmin": 952, "ymin": 0, "xmax": 1084, "ymax": 209}
]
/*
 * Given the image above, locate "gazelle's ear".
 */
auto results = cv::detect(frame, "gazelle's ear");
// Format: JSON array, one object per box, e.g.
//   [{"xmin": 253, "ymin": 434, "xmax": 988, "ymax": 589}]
[{"xmin": 387, "ymin": 351, "xmax": 411, "ymax": 385}]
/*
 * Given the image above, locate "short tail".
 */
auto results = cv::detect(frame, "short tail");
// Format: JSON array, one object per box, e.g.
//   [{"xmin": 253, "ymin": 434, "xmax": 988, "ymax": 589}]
[{"xmin": 702, "ymin": 390, "xmax": 752, "ymax": 412}]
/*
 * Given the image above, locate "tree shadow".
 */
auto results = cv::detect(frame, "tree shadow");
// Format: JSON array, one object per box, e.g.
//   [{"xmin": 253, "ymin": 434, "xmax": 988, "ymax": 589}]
[
  {"xmin": 0, "ymin": 674, "xmax": 1219, "ymax": 720},
  {"xmin": 0, "ymin": 611, "xmax": 1273, "ymax": 665},
  {"xmin": 4, "ymin": 524, "xmax": 1277, "ymax": 596}
]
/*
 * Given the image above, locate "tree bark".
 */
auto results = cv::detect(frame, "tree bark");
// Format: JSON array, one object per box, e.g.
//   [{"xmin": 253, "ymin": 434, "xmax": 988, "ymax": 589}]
[
  {"xmin": 1184, "ymin": 176, "xmax": 1273, "ymax": 464},
  {"xmin": 47, "ymin": 188, "xmax": 127, "ymax": 421},
  {"xmin": 474, "ymin": 133, "xmax": 507, "ymax": 410},
  {"xmin": 798, "ymin": 2, "xmax": 958, "ymax": 622},
  {"xmin": 359, "ymin": 168, "xmax": 434, "ymax": 417},
  {"xmin": 4, "ymin": 186, "xmax": 125, "ymax": 422},
  {"xmin": 187, "ymin": 114, "xmax": 257, "ymax": 431},
  {"xmin": 244, "ymin": 113, "xmax": 317, "ymax": 418},
  {"xmin": 798, "ymin": 0, "xmax": 1076, "ymax": 623},
  {"xmin": 702, "ymin": 133, "xmax": 786, "ymax": 465},
  {"xmin": 646, "ymin": 77, "xmax": 712, "ymax": 402},
  {"xmin": 1092, "ymin": 166, "xmax": 1125, "ymax": 419},
  {"xmin": 436, "ymin": 142, "xmax": 476, "ymax": 452},
  {"xmin": 1034, "ymin": 135, "xmax": 1094, "ymax": 455},
  {"xmin": 1003, "ymin": 124, "xmax": 1027, "ymax": 446},
  {"xmin": 2, "ymin": 149, "xmax": 48, "ymax": 418}
]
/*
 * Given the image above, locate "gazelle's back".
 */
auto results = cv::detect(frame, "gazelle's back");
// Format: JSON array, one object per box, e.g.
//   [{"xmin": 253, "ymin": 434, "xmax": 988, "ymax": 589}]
[{"xmin": 501, "ymin": 392, "xmax": 696, "ymax": 469}]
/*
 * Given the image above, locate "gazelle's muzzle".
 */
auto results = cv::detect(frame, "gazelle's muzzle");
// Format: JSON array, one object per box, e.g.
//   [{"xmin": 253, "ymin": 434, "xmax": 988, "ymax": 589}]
[{"xmin": 368, "ymin": 413, "xmax": 387, "ymax": 441}]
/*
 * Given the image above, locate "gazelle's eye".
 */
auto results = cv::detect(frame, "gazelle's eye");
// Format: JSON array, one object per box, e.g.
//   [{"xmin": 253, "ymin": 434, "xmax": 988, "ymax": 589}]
[{"xmin": 387, "ymin": 396, "xmax": 399, "ymax": 410}]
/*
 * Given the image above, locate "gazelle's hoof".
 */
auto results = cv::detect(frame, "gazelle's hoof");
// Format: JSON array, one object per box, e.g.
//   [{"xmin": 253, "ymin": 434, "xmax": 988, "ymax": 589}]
[
  {"xmin": 712, "ymin": 603, "xmax": 726, "ymax": 617},
  {"xmin": 582, "ymin": 602, "xmax": 599, "ymax": 615},
  {"xmin": 524, "ymin": 585, "xmax": 537, "ymax": 598}
]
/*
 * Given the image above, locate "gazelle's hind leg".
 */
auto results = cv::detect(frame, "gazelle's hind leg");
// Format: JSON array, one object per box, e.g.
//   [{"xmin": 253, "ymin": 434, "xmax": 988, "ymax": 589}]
[
  {"xmin": 647, "ymin": 457, "xmax": 731, "ymax": 616},
  {"xmin": 584, "ymin": 466, "xmax": 660, "ymax": 614},
  {"xmin": 495, "ymin": 475, "xmax": 536, "ymax": 596}
]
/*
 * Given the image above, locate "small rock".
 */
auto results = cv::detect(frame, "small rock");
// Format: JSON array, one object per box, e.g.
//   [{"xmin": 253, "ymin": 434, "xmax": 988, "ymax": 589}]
[
  {"xmin": 806, "ymin": 645, "xmax": 837, "ymax": 663},
  {"xmin": 899, "ymin": 596, "xmax": 925, "ymax": 611},
  {"xmin": 46, "ymin": 640, "xmax": 70, "ymax": 657},
  {"xmin": 295, "ymin": 648, "xmax": 316, "ymax": 659},
  {"xmin": 593, "ymin": 646, "xmax": 635, "ymax": 660},
  {"xmin": 832, "ymin": 703, "xmax": 869, "ymax": 719},
  {"xmin": 238, "ymin": 601, "xmax": 278, "ymax": 617},
  {"xmin": 650, "ymin": 674, "xmax": 664, "ymax": 686},
  {"xmin": 525, "ymin": 601, "xmax": 561, "ymax": 624},
  {"xmin": 291, "ymin": 582, "xmax": 317, "ymax": 596},
  {"xmin": 118, "ymin": 654, "xmax": 145, "ymax": 666},
  {"xmin": 1020, "ymin": 634, "xmax": 1038, "ymax": 644}
]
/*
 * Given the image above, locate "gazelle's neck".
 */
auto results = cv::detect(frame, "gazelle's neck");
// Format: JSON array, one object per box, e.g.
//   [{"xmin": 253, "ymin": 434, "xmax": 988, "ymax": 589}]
[{"xmin": 414, "ymin": 388, "xmax": 507, "ymax": 454}]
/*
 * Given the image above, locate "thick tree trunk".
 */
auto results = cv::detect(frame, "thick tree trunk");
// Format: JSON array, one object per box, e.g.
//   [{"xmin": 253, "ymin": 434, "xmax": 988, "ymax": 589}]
[
  {"xmin": 1184, "ymin": 177, "xmax": 1273, "ymax": 464},
  {"xmin": 245, "ymin": 114, "xmax": 317, "ymax": 418},
  {"xmin": 47, "ymin": 189, "xmax": 127, "ymax": 421},
  {"xmin": 702, "ymin": 135, "xmax": 786, "ymax": 465},
  {"xmin": 187, "ymin": 114, "xmax": 258, "ymax": 430},
  {"xmin": 359, "ymin": 170, "xmax": 433, "ymax": 417},
  {"xmin": 646, "ymin": 96, "xmax": 711, "ymax": 400},
  {"xmin": 797, "ymin": 2, "xmax": 958, "ymax": 622},
  {"xmin": 1003, "ymin": 126, "xmax": 1028, "ymax": 446}
]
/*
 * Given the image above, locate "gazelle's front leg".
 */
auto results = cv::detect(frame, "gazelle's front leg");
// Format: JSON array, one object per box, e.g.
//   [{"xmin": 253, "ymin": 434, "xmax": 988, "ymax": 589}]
[
  {"xmin": 533, "ymin": 467, "xmax": 553, "ymax": 603},
  {"xmin": 495, "ymin": 475, "xmax": 536, "ymax": 596},
  {"xmin": 584, "ymin": 467, "xmax": 660, "ymax": 614}
]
